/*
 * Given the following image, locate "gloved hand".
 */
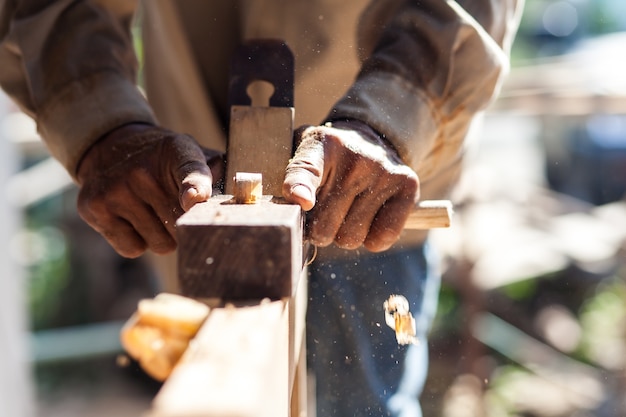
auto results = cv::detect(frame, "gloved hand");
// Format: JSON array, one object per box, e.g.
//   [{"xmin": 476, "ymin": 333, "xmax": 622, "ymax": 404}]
[
  {"xmin": 283, "ymin": 120, "xmax": 419, "ymax": 252},
  {"xmin": 76, "ymin": 123, "xmax": 224, "ymax": 258}
]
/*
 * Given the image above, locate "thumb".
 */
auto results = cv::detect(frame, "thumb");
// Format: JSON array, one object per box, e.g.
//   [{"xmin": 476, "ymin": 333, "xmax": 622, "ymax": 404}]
[
  {"xmin": 170, "ymin": 140, "xmax": 214, "ymax": 212},
  {"xmin": 179, "ymin": 167, "xmax": 213, "ymax": 211},
  {"xmin": 283, "ymin": 129, "xmax": 325, "ymax": 211}
]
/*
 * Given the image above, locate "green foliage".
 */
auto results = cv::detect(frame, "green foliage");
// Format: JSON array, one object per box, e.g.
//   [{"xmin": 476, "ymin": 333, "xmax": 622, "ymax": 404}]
[
  {"xmin": 484, "ymin": 365, "xmax": 533, "ymax": 416},
  {"xmin": 432, "ymin": 282, "xmax": 462, "ymax": 333},
  {"xmin": 576, "ymin": 276, "xmax": 626, "ymax": 369},
  {"xmin": 22, "ymin": 189, "xmax": 72, "ymax": 331},
  {"xmin": 24, "ymin": 226, "xmax": 70, "ymax": 331},
  {"xmin": 499, "ymin": 278, "xmax": 537, "ymax": 301}
]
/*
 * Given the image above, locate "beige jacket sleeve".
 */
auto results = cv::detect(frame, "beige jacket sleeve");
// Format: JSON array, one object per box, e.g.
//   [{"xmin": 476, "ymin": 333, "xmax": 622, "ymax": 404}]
[
  {"xmin": 328, "ymin": 0, "xmax": 523, "ymax": 182},
  {"xmin": 0, "ymin": 0, "xmax": 156, "ymax": 179}
]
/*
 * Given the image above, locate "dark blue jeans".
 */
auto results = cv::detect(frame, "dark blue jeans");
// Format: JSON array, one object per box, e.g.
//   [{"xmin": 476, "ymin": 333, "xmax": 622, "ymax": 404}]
[{"xmin": 307, "ymin": 243, "xmax": 440, "ymax": 417}]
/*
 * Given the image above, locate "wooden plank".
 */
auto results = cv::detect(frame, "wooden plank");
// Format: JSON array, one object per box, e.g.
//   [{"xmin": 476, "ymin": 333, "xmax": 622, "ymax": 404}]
[
  {"xmin": 150, "ymin": 299, "xmax": 291, "ymax": 417},
  {"xmin": 405, "ymin": 200, "xmax": 453, "ymax": 229},
  {"xmin": 291, "ymin": 343, "xmax": 308, "ymax": 417},
  {"xmin": 289, "ymin": 266, "xmax": 308, "ymax": 417},
  {"xmin": 151, "ymin": 249, "xmax": 307, "ymax": 417},
  {"xmin": 225, "ymin": 105, "xmax": 294, "ymax": 197},
  {"xmin": 177, "ymin": 195, "xmax": 303, "ymax": 300}
]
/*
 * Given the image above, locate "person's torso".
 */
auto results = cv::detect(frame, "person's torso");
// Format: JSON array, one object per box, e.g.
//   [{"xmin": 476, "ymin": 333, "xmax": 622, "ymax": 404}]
[{"xmin": 171, "ymin": 0, "xmax": 370, "ymax": 128}]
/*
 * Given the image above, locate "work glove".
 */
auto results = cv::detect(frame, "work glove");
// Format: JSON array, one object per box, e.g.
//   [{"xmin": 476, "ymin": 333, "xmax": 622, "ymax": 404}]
[
  {"xmin": 283, "ymin": 120, "xmax": 419, "ymax": 252},
  {"xmin": 76, "ymin": 123, "xmax": 224, "ymax": 258}
]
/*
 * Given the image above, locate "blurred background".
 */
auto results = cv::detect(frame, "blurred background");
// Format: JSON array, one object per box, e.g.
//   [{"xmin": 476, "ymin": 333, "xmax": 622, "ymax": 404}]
[{"xmin": 1, "ymin": 0, "xmax": 626, "ymax": 415}]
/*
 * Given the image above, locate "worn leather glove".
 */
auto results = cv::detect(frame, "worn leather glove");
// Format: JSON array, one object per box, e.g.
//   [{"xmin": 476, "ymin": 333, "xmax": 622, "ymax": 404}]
[
  {"xmin": 76, "ymin": 123, "xmax": 224, "ymax": 258},
  {"xmin": 283, "ymin": 120, "xmax": 419, "ymax": 252}
]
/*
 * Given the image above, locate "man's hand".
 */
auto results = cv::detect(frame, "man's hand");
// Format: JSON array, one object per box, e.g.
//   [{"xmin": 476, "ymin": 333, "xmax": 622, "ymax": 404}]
[
  {"xmin": 76, "ymin": 123, "xmax": 224, "ymax": 258},
  {"xmin": 282, "ymin": 121, "xmax": 419, "ymax": 252}
]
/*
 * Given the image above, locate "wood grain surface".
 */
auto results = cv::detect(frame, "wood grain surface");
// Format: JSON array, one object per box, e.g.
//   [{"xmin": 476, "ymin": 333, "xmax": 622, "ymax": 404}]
[{"xmin": 176, "ymin": 195, "xmax": 303, "ymax": 300}]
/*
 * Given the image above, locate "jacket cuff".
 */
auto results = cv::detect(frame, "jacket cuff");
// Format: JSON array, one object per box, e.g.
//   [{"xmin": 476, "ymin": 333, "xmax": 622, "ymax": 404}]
[
  {"xmin": 37, "ymin": 71, "xmax": 157, "ymax": 179},
  {"xmin": 326, "ymin": 72, "xmax": 440, "ymax": 173}
]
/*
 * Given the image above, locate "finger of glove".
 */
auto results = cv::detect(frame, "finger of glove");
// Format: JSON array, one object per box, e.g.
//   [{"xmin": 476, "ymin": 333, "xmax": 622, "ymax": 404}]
[
  {"xmin": 283, "ymin": 129, "xmax": 325, "ymax": 211},
  {"xmin": 179, "ymin": 169, "xmax": 213, "ymax": 212},
  {"xmin": 333, "ymin": 192, "xmax": 385, "ymax": 250},
  {"xmin": 79, "ymin": 185, "xmax": 176, "ymax": 256},
  {"xmin": 129, "ymin": 170, "xmax": 184, "ymax": 239},
  {"xmin": 108, "ymin": 179, "xmax": 177, "ymax": 254},
  {"xmin": 364, "ymin": 192, "xmax": 416, "ymax": 252},
  {"xmin": 307, "ymin": 190, "xmax": 355, "ymax": 247},
  {"xmin": 166, "ymin": 138, "xmax": 214, "ymax": 211},
  {"xmin": 99, "ymin": 218, "xmax": 148, "ymax": 258},
  {"xmin": 123, "ymin": 200, "xmax": 177, "ymax": 255},
  {"xmin": 78, "ymin": 202, "xmax": 147, "ymax": 258}
]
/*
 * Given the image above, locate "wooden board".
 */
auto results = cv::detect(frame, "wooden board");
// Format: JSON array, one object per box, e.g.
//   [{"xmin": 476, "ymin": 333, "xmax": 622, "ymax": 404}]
[
  {"xmin": 225, "ymin": 105, "xmax": 294, "ymax": 198},
  {"xmin": 150, "ymin": 299, "xmax": 291, "ymax": 417},
  {"xmin": 176, "ymin": 195, "xmax": 303, "ymax": 300},
  {"xmin": 289, "ymin": 262, "xmax": 308, "ymax": 417},
  {"xmin": 405, "ymin": 200, "xmax": 453, "ymax": 229}
]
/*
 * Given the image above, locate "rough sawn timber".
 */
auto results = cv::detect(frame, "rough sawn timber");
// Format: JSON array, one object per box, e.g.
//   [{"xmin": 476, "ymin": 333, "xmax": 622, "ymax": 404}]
[{"xmin": 176, "ymin": 195, "xmax": 303, "ymax": 300}]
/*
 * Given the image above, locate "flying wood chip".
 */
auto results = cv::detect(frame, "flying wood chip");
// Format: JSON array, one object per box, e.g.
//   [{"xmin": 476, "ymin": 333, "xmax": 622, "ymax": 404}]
[{"xmin": 383, "ymin": 294, "xmax": 419, "ymax": 346}]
